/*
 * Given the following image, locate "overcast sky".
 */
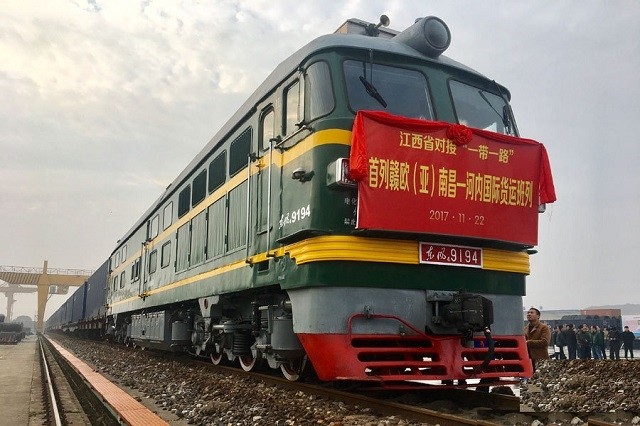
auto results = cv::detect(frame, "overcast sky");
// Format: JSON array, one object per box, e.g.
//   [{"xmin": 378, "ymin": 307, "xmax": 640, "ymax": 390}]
[{"xmin": 1, "ymin": 1, "xmax": 639, "ymax": 321}]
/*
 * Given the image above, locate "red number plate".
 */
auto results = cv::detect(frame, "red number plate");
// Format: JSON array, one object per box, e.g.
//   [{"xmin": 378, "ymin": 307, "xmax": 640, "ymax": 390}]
[{"xmin": 419, "ymin": 243, "xmax": 483, "ymax": 268}]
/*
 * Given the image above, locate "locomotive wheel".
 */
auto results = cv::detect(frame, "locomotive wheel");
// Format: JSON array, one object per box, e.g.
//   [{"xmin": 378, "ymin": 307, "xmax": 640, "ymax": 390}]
[
  {"xmin": 239, "ymin": 354, "xmax": 257, "ymax": 371},
  {"xmin": 238, "ymin": 349, "xmax": 261, "ymax": 372},
  {"xmin": 281, "ymin": 356, "xmax": 312, "ymax": 381},
  {"xmin": 280, "ymin": 360, "xmax": 302, "ymax": 381},
  {"xmin": 210, "ymin": 351, "xmax": 223, "ymax": 365}
]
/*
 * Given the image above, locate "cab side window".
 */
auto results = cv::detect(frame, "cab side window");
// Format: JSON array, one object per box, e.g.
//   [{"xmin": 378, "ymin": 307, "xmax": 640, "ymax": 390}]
[
  {"xmin": 178, "ymin": 185, "xmax": 191, "ymax": 218},
  {"xmin": 305, "ymin": 61, "xmax": 334, "ymax": 121},
  {"xmin": 260, "ymin": 108, "xmax": 276, "ymax": 150},
  {"xmin": 192, "ymin": 170, "xmax": 207, "ymax": 207},
  {"xmin": 208, "ymin": 151, "xmax": 226, "ymax": 193},
  {"xmin": 163, "ymin": 202, "xmax": 173, "ymax": 230},
  {"xmin": 229, "ymin": 128, "xmax": 252, "ymax": 176},
  {"xmin": 284, "ymin": 80, "xmax": 300, "ymax": 135}
]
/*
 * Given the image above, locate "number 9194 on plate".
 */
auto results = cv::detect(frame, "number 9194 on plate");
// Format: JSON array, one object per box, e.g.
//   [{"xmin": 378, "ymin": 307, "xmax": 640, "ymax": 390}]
[{"xmin": 419, "ymin": 242, "xmax": 482, "ymax": 268}]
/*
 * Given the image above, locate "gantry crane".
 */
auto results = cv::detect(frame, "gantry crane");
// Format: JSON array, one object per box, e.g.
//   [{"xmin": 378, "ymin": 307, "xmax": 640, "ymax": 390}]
[
  {"xmin": 0, "ymin": 261, "xmax": 93, "ymax": 331},
  {"xmin": 0, "ymin": 281, "xmax": 37, "ymax": 322}
]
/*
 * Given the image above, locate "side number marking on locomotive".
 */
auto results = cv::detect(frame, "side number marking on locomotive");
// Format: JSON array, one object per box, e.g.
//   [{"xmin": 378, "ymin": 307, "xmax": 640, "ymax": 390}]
[{"xmin": 279, "ymin": 204, "xmax": 311, "ymax": 229}]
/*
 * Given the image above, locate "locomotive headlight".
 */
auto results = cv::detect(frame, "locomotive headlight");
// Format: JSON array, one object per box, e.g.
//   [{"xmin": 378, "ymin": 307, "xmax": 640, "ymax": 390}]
[
  {"xmin": 292, "ymin": 167, "xmax": 314, "ymax": 182},
  {"xmin": 292, "ymin": 168, "xmax": 306, "ymax": 180},
  {"xmin": 394, "ymin": 16, "xmax": 451, "ymax": 58},
  {"xmin": 326, "ymin": 158, "xmax": 356, "ymax": 188}
]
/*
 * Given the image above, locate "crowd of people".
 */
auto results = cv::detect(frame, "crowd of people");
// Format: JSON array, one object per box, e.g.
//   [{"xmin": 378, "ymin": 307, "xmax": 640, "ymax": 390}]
[
  {"xmin": 550, "ymin": 323, "xmax": 636, "ymax": 360},
  {"xmin": 524, "ymin": 308, "xmax": 637, "ymax": 369},
  {"xmin": 523, "ymin": 308, "xmax": 637, "ymax": 387}
]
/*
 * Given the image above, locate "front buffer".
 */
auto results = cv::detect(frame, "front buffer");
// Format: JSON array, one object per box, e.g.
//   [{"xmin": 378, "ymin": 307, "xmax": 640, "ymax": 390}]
[{"xmin": 288, "ymin": 287, "xmax": 532, "ymax": 385}]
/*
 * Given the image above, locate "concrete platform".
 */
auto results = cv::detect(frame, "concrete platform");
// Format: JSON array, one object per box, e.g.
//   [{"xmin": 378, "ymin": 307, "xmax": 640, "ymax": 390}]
[
  {"xmin": 0, "ymin": 335, "xmax": 46, "ymax": 426},
  {"xmin": 48, "ymin": 338, "xmax": 170, "ymax": 426}
]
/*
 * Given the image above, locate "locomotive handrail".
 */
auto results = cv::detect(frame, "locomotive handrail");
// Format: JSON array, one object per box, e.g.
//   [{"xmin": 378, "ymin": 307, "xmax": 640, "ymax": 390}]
[
  {"xmin": 346, "ymin": 312, "xmax": 438, "ymax": 341},
  {"xmin": 273, "ymin": 125, "xmax": 312, "ymax": 151},
  {"xmin": 139, "ymin": 240, "xmax": 148, "ymax": 297},
  {"xmin": 346, "ymin": 311, "xmax": 496, "ymax": 349},
  {"xmin": 245, "ymin": 153, "xmax": 255, "ymax": 263},
  {"xmin": 266, "ymin": 137, "xmax": 275, "ymax": 257}
]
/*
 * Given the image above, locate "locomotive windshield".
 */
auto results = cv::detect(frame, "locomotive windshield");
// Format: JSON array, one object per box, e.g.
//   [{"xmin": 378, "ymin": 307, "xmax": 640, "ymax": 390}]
[
  {"xmin": 342, "ymin": 59, "xmax": 518, "ymax": 136},
  {"xmin": 449, "ymin": 80, "xmax": 516, "ymax": 136},
  {"xmin": 343, "ymin": 60, "xmax": 434, "ymax": 120}
]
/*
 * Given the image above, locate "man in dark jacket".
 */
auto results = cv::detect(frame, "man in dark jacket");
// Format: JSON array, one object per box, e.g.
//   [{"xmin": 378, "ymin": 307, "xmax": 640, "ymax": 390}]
[
  {"xmin": 576, "ymin": 324, "xmax": 592, "ymax": 359},
  {"xmin": 609, "ymin": 326, "xmax": 621, "ymax": 360},
  {"xmin": 563, "ymin": 324, "xmax": 578, "ymax": 360},
  {"xmin": 622, "ymin": 326, "xmax": 636, "ymax": 359},
  {"xmin": 554, "ymin": 325, "xmax": 567, "ymax": 359}
]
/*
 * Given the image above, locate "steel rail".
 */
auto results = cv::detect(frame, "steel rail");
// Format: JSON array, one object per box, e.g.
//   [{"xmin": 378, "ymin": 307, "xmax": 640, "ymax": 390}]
[
  {"xmin": 181, "ymin": 356, "xmax": 507, "ymax": 426},
  {"xmin": 39, "ymin": 337, "xmax": 63, "ymax": 426},
  {"xmin": 243, "ymin": 370, "xmax": 505, "ymax": 426}
]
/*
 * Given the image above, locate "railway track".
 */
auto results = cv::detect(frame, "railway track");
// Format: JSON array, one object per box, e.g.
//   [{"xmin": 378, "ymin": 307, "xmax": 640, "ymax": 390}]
[
  {"xmin": 39, "ymin": 335, "xmax": 173, "ymax": 425},
  {"xmin": 47, "ymin": 333, "xmax": 638, "ymax": 425},
  {"xmin": 39, "ymin": 337, "xmax": 64, "ymax": 426},
  {"xmin": 218, "ymin": 367, "xmax": 519, "ymax": 426},
  {"xmin": 46, "ymin": 333, "xmax": 530, "ymax": 425},
  {"xmin": 39, "ymin": 335, "xmax": 120, "ymax": 425},
  {"xmin": 41, "ymin": 335, "xmax": 116, "ymax": 425}
]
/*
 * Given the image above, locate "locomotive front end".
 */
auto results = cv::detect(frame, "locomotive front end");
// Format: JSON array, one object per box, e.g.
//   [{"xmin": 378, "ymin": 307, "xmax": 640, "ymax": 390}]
[
  {"xmin": 98, "ymin": 13, "xmax": 555, "ymax": 387},
  {"xmin": 276, "ymin": 15, "xmax": 556, "ymax": 386}
]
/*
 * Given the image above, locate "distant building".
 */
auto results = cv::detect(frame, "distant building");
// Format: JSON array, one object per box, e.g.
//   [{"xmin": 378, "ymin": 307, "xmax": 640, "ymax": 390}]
[
  {"xmin": 523, "ymin": 309, "xmax": 580, "ymax": 321},
  {"xmin": 581, "ymin": 308, "xmax": 622, "ymax": 317}
]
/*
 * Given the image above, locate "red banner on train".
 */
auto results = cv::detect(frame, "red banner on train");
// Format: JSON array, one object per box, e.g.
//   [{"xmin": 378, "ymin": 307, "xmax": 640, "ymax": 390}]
[{"xmin": 349, "ymin": 111, "xmax": 556, "ymax": 246}]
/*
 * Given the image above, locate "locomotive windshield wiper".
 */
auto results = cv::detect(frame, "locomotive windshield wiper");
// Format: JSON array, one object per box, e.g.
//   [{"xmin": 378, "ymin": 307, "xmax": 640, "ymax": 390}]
[
  {"xmin": 360, "ymin": 49, "xmax": 387, "ymax": 108},
  {"xmin": 478, "ymin": 89, "xmax": 512, "ymax": 135},
  {"xmin": 491, "ymin": 80, "xmax": 520, "ymax": 136},
  {"xmin": 359, "ymin": 76, "xmax": 387, "ymax": 108}
]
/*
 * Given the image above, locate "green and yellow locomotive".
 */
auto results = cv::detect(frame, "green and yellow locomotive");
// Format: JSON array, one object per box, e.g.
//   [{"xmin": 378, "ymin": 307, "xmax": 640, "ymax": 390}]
[{"xmin": 107, "ymin": 15, "xmax": 555, "ymax": 386}]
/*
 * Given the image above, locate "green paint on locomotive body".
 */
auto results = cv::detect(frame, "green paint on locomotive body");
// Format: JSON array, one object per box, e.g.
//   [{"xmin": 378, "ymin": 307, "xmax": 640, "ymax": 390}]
[
  {"xmin": 108, "ymin": 30, "xmax": 530, "ymax": 315},
  {"xmin": 279, "ymin": 259, "xmax": 526, "ymax": 296}
]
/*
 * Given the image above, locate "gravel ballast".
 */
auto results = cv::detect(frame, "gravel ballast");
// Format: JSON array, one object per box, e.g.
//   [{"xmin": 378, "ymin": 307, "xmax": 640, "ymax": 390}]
[{"xmin": 50, "ymin": 335, "xmax": 640, "ymax": 425}]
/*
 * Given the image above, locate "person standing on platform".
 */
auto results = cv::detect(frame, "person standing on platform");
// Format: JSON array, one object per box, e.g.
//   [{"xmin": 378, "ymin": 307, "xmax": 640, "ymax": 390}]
[
  {"xmin": 622, "ymin": 326, "xmax": 636, "ymax": 359},
  {"xmin": 564, "ymin": 324, "xmax": 578, "ymax": 360},
  {"xmin": 576, "ymin": 324, "xmax": 592, "ymax": 360},
  {"xmin": 609, "ymin": 326, "xmax": 621, "ymax": 360},
  {"xmin": 591, "ymin": 325, "xmax": 604, "ymax": 360},
  {"xmin": 555, "ymin": 325, "xmax": 567, "ymax": 359},
  {"xmin": 550, "ymin": 325, "xmax": 559, "ymax": 359},
  {"xmin": 524, "ymin": 307, "xmax": 551, "ymax": 372}
]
